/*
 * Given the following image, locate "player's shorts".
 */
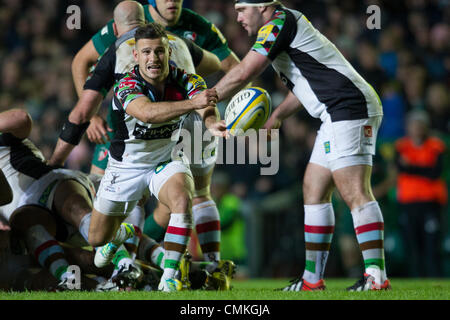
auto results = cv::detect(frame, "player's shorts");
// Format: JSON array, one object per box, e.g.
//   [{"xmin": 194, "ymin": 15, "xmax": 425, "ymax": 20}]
[
  {"xmin": 309, "ymin": 115, "xmax": 382, "ymax": 171},
  {"xmin": 181, "ymin": 112, "xmax": 218, "ymax": 177},
  {"xmin": 0, "ymin": 169, "xmax": 95, "ymax": 222},
  {"xmin": 94, "ymin": 159, "xmax": 192, "ymax": 216}
]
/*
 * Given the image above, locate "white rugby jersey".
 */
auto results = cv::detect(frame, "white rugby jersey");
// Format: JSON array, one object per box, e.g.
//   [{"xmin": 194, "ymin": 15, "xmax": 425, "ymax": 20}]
[
  {"xmin": 111, "ymin": 65, "xmax": 207, "ymax": 168},
  {"xmin": 252, "ymin": 6, "xmax": 383, "ymax": 122}
]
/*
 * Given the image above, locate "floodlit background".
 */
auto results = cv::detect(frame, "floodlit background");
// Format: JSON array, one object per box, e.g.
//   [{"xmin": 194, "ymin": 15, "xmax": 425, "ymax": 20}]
[{"xmin": 0, "ymin": 0, "xmax": 449, "ymax": 279}]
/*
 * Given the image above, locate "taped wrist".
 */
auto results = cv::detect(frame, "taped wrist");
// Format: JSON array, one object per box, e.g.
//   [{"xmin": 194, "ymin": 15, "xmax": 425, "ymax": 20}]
[{"xmin": 59, "ymin": 119, "xmax": 90, "ymax": 145}]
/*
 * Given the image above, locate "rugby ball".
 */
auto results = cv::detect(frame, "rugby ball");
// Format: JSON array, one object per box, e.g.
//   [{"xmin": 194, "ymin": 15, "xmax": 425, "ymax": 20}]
[{"xmin": 225, "ymin": 87, "xmax": 272, "ymax": 136}]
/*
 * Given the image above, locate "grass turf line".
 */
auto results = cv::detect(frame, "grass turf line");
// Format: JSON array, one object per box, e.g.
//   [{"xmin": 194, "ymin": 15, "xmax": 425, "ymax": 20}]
[{"xmin": 0, "ymin": 278, "xmax": 449, "ymax": 300}]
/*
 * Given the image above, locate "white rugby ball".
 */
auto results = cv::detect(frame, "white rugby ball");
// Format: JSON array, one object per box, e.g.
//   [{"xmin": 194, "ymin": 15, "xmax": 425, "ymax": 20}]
[{"xmin": 225, "ymin": 87, "xmax": 272, "ymax": 136}]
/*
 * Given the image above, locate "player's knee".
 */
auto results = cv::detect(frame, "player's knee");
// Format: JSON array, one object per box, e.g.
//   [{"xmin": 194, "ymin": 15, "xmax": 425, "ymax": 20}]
[
  {"xmin": 302, "ymin": 180, "xmax": 332, "ymax": 205},
  {"xmin": 170, "ymin": 193, "xmax": 192, "ymax": 214}
]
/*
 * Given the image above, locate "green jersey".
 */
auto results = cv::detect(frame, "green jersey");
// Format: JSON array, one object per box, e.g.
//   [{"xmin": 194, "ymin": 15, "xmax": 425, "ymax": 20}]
[{"xmin": 91, "ymin": 6, "xmax": 232, "ymax": 61}]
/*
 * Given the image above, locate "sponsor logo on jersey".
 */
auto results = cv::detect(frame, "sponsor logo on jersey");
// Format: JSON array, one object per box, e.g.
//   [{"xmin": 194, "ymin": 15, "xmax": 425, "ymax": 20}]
[
  {"xmin": 98, "ymin": 147, "xmax": 108, "ymax": 162},
  {"xmin": 133, "ymin": 122, "xmax": 181, "ymax": 140},
  {"xmin": 256, "ymin": 25, "xmax": 274, "ymax": 44},
  {"xmin": 364, "ymin": 126, "xmax": 373, "ymax": 138},
  {"xmin": 183, "ymin": 31, "xmax": 197, "ymax": 42}
]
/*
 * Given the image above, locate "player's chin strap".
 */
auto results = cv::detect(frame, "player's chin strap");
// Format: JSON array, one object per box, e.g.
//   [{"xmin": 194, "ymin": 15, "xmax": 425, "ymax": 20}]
[{"xmin": 234, "ymin": 0, "xmax": 281, "ymax": 7}]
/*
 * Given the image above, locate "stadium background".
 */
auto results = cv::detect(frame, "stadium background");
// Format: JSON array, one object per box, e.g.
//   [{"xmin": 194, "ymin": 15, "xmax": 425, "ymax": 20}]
[{"xmin": 0, "ymin": 0, "xmax": 448, "ymax": 279}]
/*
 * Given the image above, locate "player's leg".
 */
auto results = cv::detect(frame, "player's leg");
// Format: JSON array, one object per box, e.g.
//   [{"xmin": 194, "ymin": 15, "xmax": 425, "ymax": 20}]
[
  {"xmin": 329, "ymin": 116, "xmax": 390, "ymax": 290},
  {"xmin": 153, "ymin": 162, "xmax": 194, "ymax": 292},
  {"xmin": 144, "ymin": 201, "xmax": 170, "ymax": 242},
  {"xmin": 9, "ymin": 206, "xmax": 78, "ymax": 287},
  {"xmin": 332, "ymin": 163, "xmax": 390, "ymax": 290}
]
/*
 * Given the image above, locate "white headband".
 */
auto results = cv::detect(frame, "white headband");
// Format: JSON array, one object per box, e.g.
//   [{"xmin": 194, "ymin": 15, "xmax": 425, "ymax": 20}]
[{"xmin": 235, "ymin": 1, "xmax": 281, "ymax": 8}]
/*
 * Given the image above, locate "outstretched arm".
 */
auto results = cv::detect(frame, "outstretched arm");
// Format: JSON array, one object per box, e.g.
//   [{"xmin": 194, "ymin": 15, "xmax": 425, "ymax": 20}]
[
  {"xmin": 213, "ymin": 51, "xmax": 270, "ymax": 101},
  {"xmin": 49, "ymin": 90, "xmax": 103, "ymax": 166},
  {"xmin": 264, "ymin": 91, "xmax": 303, "ymax": 130}
]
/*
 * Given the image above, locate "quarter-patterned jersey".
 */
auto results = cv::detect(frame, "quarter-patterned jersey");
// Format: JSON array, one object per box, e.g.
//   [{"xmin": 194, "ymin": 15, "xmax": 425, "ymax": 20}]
[
  {"xmin": 252, "ymin": 6, "xmax": 383, "ymax": 122},
  {"xmin": 110, "ymin": 65, "xmax": 207, "ymax": 168}
]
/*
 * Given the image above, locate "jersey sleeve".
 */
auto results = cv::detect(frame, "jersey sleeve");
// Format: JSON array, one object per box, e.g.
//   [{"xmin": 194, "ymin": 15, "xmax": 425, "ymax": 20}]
[
  {"xmin": 83, "ymin": 44, "xmax": 116, "ymax": 96},
  {"xmin": 184, "ymin": 73, "xmax": 207, "ymax": 99},
  {"xmin": 91, "ymin": 19, "xmax": 118, "ymax": 55},
  {"xmin": 114, "ymin": 74, "xmax": 146, "ymax": 111},
  {"xmin": 251, "ymin": 9, "xmax": 297, "ymax": 61}
]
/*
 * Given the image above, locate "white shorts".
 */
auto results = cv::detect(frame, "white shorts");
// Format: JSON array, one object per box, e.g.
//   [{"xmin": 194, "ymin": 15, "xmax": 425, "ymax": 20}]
[
  {"xmin": 0, "ymin": 169, "xmax": 95, "ymax": 222},
  {"xmin": 309, "ymin": 115, "xmax": 382, "ymax": 171},
  {"xmin": 182, "ymin": 112, "xmax": 218, "ymax": 177},
  {"xmin": 94, "ymin": 159, "xmax": 192, "ymax": 216}
]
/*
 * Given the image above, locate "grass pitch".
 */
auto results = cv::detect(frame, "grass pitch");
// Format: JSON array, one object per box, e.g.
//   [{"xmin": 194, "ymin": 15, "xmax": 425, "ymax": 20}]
[{"xmin": 0, "ymin": 278, "xmax": 449, "ymax": 300}]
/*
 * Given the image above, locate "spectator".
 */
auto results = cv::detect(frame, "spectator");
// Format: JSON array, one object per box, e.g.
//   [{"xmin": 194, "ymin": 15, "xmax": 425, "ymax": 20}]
[{"xmin": 395, "ymin": 110, "xmax": 447, "ymax": 277}]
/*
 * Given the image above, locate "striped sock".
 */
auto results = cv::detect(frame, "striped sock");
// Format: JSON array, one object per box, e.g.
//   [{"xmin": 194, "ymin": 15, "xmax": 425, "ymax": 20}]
[
  {"xmin": 26, "ymin": 224, "xmax": 71, "ymax": 281},
  {"xmin": 351, "ymin": 201, "xmax": 387, "ymax": 282},
  {"xmin": 193, "ymin": 200, "xmax": 221, "ymax": 272},
  {"xmin": 302, "ymin": 203, "xmax": 335, "ymax": 284},
  {"xmin": 138, "ymin": 234, "xmax": 165, "ymax": 269},
  {"xmin": 162, "ymin": 213, "xmax": 192, "ymax": 280}
]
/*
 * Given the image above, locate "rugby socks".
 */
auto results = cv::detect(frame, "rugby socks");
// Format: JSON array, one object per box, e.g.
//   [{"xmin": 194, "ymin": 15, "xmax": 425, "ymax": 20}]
[
  {"xmin": 302, "ymin": 203, "xmax": 335, "ymax": 284},
  {"xmin": 26, "ymin": 224, "xmax": 72, "ymax": 282},
  {"xmin": 111, "ymin": 244, "xmax": 134, "ymax": 278},
  {"xmin": 192, "ymin": 200, "xmax": 221, "ymax": 273},
  {"xmin": 161, "ymin": 213, "xmax": 192, "ymax": 280},
  {"xmin": 143, "ymin": 213, "xmax": 166, "ymax": 243},
  {"xmin": 351, "ymin": 201, "xmax": 387, "ymax": 283},
  {"xmin": 138, "ymin": 234, "xmax": 165, "ymax": 269}
]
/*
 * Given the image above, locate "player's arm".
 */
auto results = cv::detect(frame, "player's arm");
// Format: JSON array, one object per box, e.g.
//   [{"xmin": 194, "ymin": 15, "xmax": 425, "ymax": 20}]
[
  {"xmin": 214, "ymin": 50, "xmax": 270, "ymax": 101},
  {"xmin": 195, "ymin": 49, "xmax": 222, "ymax": 77},
  {"xmin": 126, "ymin": 89, "xmax": 218, "ymax": 124},
  {"xmin": 264, "ymin": 91, "xmax": 303, "ymax": 130},
  {"xmin": 72, "ymin": 40, "xmax": 100, "ymax": 97},
  {"xmin": 219, "ymin": 52, "xmax": 241, "ymax": 73},
  {"xmin": 49, "ymin": 90, "xmax": 103, "ymax": 166}
]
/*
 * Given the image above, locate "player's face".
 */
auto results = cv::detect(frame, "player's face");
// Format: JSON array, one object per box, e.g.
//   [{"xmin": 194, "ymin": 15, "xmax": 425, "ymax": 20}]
[
  {"xmin": 135, "ymin": 37, "xmax": 170, "ymax": 84},
  {"xmin": 155, "ymin": 0, "xmax": 183, "ymax": 25},
  {"xmin": 235, "ymin": 6, "xmax": 264, "ymax": 36}
]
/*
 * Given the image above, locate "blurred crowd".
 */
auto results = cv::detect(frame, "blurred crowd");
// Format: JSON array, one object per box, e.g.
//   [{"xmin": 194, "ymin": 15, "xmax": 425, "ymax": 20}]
[{"xmin": 0, "ymin": 0, "xmax": 449, "ymax": 278}]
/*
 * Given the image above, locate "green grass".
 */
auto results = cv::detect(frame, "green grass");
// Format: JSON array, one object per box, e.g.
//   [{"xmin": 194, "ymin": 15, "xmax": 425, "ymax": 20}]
[{"xmin": 1, "ymin": 278, "xmax": 449, "ymax": 300}]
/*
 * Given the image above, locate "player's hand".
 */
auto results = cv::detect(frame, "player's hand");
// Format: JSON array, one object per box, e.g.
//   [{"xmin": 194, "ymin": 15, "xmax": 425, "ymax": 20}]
[
  {"xmin": 263, "ymin": 115, "xmax": 282, "ymax": 141},
  {"xmin": 207, "ymin": 120, "xmax": 229, "ymax": 138},
  {"xmin": 86, "ymin": 115, "xmax": 113, "ymax": 144},
  {"xmin": 191, "ymin": 88, "xmax": 218, "ymax": 110}
]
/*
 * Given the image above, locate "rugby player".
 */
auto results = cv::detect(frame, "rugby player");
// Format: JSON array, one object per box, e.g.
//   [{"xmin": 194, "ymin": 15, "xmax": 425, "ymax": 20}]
[
  {"xmin": 212, "ymin": 0, "xmax": 391, "ymax": 291},
  {"xmin": 0, "ymin": 109, "xmax": 104, "ymax": 290},
  {"xmin": 67, "ymin": 0, "xmax": 236, "ymax": 290},
  {"xmin": 52, "ymin": 22, "xmax": 223, "ymax": 292}
]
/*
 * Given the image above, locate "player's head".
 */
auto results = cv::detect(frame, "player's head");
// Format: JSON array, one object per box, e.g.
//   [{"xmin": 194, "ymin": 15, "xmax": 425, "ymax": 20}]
[
  {"xmin": 149, "ymin": 0, "xmax": 183, "ymax": 26},
  {"xmin": 113, "ymin": 1, "xmax": 145, "ymax": 35},
  {"xmin": 234, "ymin": 0, "xmax": 281, "ymax": 36},
  {"xmin": 134, "ymin": 23, "xmax": 171, "ymax": 84}
]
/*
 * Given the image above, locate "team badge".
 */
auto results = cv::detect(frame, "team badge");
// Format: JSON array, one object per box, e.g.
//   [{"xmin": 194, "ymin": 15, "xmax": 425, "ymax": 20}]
[
  {"xmin": 183, "ymin": 31, "xmax": 197, "ymax": 42},
  {"xmin": 364, "ymin": 126, "xmax": 373, "ymax": 138}
]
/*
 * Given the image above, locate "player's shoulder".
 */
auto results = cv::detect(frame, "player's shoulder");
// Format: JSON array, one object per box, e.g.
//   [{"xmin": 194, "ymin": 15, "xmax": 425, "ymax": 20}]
[{"xmin": 180, "ymin": 8, "xmax": 211, "ymax": 25}]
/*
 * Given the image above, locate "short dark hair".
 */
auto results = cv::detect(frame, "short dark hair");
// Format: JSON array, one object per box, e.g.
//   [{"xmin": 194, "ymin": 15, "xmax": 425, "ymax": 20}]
[{"xmin": 135, "ymin": 22, "xmax": 168, "ymax": 42}]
